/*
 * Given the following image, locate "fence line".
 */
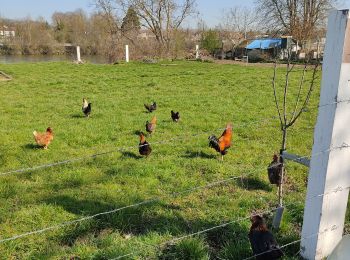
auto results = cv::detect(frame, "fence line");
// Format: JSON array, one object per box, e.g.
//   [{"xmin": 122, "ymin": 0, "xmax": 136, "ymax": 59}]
[
  {"xmin": 1, "ymin": 142, "xmax": 350, "ymax": 245},
  {"xmin": 111, "ymin": 184, "xmax": 350, "ymax": 259},
  {"xmin": 1, "ymin": 98, "xmax": 350, "ymax": 254},
  {"xmin": 112, "ymin": 207, "xmax": 280, "ymax": 260},
  {"xmin": 0, "ymin": 174, "xmax": 249, "ymax": 244}
]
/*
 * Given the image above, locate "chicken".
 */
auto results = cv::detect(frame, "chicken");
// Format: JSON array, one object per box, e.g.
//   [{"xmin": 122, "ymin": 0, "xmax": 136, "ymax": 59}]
[
  {"xmin": 82, "ymin": 98, "xmax": 91, "ymax": 117},
  {"xmin": 144, "ymin": 102, "xmax": 157, "ymax": 113},
  {"xmin": 145, "ymin": 115, "xmax": 157, "ymax": 135},
  {"xmin": 208, "ymin": 123, "xmax": 233, "ymax": 161},
  {"xmin": 33, "ymin": 127, "xmax": 54, "ymax": 149},
  {"xmin": 248, "ymin": 215, "xmax": 283, "ymax": 260},
  {"xmin": 267, "ymin": 154, "xmax": 283, "ymax": 185},
  {"xmin": 139, "ymin": 132, "xmax": 152, "ymax": 157},
  {"xmin": 171, "ymin": 110, "xmax": 180, "ymax": 122}
]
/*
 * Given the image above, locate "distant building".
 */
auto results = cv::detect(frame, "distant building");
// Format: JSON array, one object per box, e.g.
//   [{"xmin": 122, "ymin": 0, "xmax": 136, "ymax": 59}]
[
  {"xmin": 246, "ymin": 38, "xmax": 282, "ymax": 50},
  {"xmin": 0, "ymin": 25, "xmax": 15, "ymax": 37},
  {"xmin": 137, "ymin": 30, "xmax": 156, "ymax": 40}
]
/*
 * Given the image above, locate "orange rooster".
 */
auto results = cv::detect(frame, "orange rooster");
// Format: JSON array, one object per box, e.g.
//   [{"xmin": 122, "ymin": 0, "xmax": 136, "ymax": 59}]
[
  {"xmin": 146, "ymin": 115, "xmax": 157, "ymax": 135},
  {"xmin": 139, "ymin": 132, "xmax": 152, "ymax": 157},
  {"xmin": 33, "ymin": 127, "xmax": 54, "ymax": 149},
  {"xmin": 208, "ymin": 123, "xmax": 233, "ymax": 161}
]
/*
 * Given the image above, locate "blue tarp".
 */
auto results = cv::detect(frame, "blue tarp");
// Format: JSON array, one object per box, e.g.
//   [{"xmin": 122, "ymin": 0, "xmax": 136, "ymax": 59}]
[{"xmin": 246, "ymin": 38, "xmax": 282, "ymax": 50}]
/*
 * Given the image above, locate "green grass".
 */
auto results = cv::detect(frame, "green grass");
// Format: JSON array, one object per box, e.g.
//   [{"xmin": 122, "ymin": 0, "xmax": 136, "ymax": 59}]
[{"xmin": 0, "ymin": 60, "xmax": 339, "ymax": 259}]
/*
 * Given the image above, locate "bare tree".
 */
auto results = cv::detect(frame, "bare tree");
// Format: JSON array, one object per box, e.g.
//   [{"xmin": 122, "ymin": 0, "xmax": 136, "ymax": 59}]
[
  {"xmin": 271, "ymin": 58, "xmax": 318, "ymax": 228},
  {"xmin": 256, "ymin": 0, "xmax": 337, "ymax": 42},
  {"xmin": 94, "ymin": 0, "xmax": 122, "ymax": 62},
  {"xmin": 221, "ymin": 6, "xmax": 258, "ymax": 42},
  {"xmin": 118, "ymin": 0, "xmax": 197, "ymax": 55}
]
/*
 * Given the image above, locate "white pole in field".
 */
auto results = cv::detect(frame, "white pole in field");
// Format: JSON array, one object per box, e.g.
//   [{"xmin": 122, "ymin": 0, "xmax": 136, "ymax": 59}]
[
  {"xmin": 76, "ymin": 46, "xmax": 82, "ymax": 63},
  {"xmin": 195, "ymin": 45, "xmax": 199, "ymax": 59},
  {"xmin": 125, "ymin": 45, "xmax": 129, "ymax": 62},
  {"xmin": 301, "ymin": 9, "xmax": 350, "ymax": 259}
]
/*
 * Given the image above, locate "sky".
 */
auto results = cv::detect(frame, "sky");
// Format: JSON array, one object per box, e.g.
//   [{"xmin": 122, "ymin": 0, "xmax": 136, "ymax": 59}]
[{"xmin": 0, "ymin": 0, "xmax": 349, "ymax": 27}]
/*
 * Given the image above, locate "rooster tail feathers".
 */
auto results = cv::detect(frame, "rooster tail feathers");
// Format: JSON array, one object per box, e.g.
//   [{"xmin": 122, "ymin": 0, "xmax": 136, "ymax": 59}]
[{"xmin": 208, "ymin": 135, "xmax": 220, "ymax": 152}]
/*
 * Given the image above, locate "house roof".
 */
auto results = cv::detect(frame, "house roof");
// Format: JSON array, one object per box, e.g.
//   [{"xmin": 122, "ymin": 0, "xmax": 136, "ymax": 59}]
[{"xmin": 246, "ymin": 38, "xmax": 282, "ymax": 49}]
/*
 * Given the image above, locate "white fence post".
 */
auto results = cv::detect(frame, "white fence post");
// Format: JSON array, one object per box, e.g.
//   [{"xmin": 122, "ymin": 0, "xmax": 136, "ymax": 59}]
[
  {"xmin": 125, "ymin": 45, "xmax": 129, "ymax": 62},
  {"xmin": 195, "ymin": 45, "xmax": 199, "ymax": 59},
  {"xmin": 301, "ymin": 9, "xmax": 350, "ymax": 259},
  {"xmin": 76, "ymin": 46, "xmax": 82, "ymax": 63}
]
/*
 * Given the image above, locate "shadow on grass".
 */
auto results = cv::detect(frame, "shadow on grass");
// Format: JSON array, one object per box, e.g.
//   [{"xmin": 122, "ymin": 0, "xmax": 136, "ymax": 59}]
[
  {"xmin": 22, "ymin": 143, "xmax": 41, "ymax": 150},
  {"xmin": 133, "ymin": 130, "xmax": 142, "ymax": 136},
  {"xmin": 70, "ymin": 113, "xmax": 84, "ymax": 118},
  {"xmin": 159, "ymin": 220, "xmax": 251, "ymax": 259},
  {"xmin": 182, "ymin": 150, "xmax": 217, "ymax": 159},
  {"xmin": 120, "ymin": 151, "xmax": 142, "ymax": 159},
  {"xmin": 44, "ymin": 194, "xmax": 250, "ymax": 249},
  {"xmin": 235, "ymin": 177, "xmax": 272, "ymax": 192},
  {"xmin": 43, "ymin": 195, "xmax": 195, "ymax": 246},
  {"xmin": 43, "ymin": 194, "xmax": 298, "ymax": 258}
]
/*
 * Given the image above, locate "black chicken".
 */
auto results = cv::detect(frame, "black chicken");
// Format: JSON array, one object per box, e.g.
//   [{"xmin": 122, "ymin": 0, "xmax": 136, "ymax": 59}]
[
  {"xmin": 139, "ymin": 132, "xmax": 152, "ymax": 156},
  {"xmin": 82, "ymin": 98, "xmax": 92, "ymax": 118},
  {"xmin": 248, "ymin": 215, "xmax": 283, "ymax": 260},
  {"xmin": 82, "ymin": 103, "xmax": 92, "ymax": 117},
  {"xmin": 171, "ymin": 110, "xmax": 180, "ymax": 122},
  {"xmin": 144, "ymin": 102, "xmax": 157, "ymax": 113}
]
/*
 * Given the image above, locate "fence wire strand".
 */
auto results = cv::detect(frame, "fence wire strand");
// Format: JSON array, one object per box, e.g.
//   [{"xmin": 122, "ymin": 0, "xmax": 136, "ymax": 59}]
[{"xmin": 1, "ymin": 98, "xmax": 350, "ymax": 257}]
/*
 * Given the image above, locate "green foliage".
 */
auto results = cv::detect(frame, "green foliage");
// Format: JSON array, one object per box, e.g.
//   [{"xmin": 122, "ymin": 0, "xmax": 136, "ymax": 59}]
[
  {"xmin": 0, "ymin": 61, "xmax": 324, "ymax": 258},
  {"xmin": 121, "ymin": 7, "xmax": 141, "ymax": 32},
  {"xmin": 200, "ymin": 30, "xmax": 221, "ymax": 54}
]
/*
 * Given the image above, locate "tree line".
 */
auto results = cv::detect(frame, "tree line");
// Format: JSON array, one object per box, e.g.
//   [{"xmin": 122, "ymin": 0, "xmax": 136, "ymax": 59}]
[{"xmin": 0, "ymin": 0, "xmax": 338, "ymax": 62}]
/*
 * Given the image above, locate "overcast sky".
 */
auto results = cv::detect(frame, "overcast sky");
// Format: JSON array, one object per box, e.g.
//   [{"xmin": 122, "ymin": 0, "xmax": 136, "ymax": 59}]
[{"xmin": 0, "ymin": 0, "xmax": 349, "ymax": 27}]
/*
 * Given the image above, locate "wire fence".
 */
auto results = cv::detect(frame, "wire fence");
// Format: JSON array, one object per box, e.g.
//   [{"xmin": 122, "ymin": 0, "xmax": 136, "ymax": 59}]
[
  {"xmin": 1, "ymin": 98, "xmax": 350, "ymax": 258},
  {"xmin": 112, "ymin": 183, "xmax": 350, "ymax": 260},
  {"xmin": 0, "ymin": 174, "xmax": 250, "ymax": 244}
]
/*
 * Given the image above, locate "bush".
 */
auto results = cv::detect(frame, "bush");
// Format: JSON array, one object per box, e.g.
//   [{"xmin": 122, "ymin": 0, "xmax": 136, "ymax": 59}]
[{"xmin": 200, "ymin": 30, "xmax": 221, "ymax": 55}]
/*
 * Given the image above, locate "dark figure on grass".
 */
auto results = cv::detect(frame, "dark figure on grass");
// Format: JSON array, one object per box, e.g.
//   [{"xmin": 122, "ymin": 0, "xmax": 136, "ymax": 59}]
[{"xmin": 248, "ymin": 215, "xmax": 283, "ymax": 260}]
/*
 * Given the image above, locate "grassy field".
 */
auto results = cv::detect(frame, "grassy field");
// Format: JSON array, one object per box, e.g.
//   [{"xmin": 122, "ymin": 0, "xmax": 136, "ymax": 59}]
[{"xmin": 0, "ymin": 60, "xmax": 343, "ymax": 259}]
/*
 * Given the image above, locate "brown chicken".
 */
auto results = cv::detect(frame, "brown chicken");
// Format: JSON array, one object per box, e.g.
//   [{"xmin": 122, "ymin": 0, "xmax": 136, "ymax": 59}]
[
  {"xmin": 33, "ymin": 127, "xmax": 54, "ymax": 149},
  {"xmin": 208, "ymin": 123, "xmax": 233, "ymax": 161},
  {"xmin": 145, "ymin": 115, "xmax": 157, "ymax": 135},
  {"xmin": 267, "ymin": 154, "xmax": 283, "ymax": 185},
  {"xmin": 139, "ymin": 132, "xmax": 152, "ymax": 157}
]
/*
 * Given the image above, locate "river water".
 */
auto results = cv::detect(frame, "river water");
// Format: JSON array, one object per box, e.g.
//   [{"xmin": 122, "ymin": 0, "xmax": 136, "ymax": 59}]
[{"xmin": 0, "ymin": 55, "xmax": 110, "ymax": 64}]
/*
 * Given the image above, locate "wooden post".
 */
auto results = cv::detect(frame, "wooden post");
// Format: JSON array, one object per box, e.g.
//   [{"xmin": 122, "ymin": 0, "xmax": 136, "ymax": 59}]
[
  {"xmin": 301, "ymin": 9, "xmax": 350, "ymax": 259},
  {"xmin": 76, "ymin": 46, "xmax": 82, "ymax": 63},
  {"xmin": 125, "ymin": 45, "xmax": 129, "ymax": 63},
  {"xmin": 196, "ymin": 45, "xmax": 199, "ymax": 59}
]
